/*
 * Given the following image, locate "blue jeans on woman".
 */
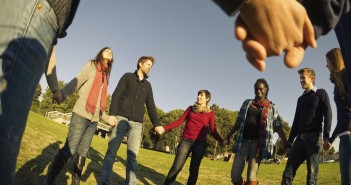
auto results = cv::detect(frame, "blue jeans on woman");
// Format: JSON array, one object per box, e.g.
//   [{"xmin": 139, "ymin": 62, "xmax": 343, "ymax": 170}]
[
  {"xmin": 281, "ymin": 135, "xmax": 323, "ymax": 185},
  {"xmin": 339, "ymin": 135, "xmax": 351, "ymax": 185},
  {"xmin": 102, "ymin": 116, "xmax": 143, "ymax": 185},
  {"xmin": 164, "ymin": 139, "xmax": 207, "ymax": 185},
  {"xmin": 57, "ymin": 113, "xmax": 98, "ymax": 159},
  {"xmin": 231, "ymin": 140, "xmax": 261, "ymax": 183},
  {"xmin": 0, "ymin": 0, "xmax": 57, "ymax": 183}
]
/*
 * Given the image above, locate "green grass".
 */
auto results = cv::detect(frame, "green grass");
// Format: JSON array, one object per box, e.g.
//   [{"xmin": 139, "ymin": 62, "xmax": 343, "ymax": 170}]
[{"xmin": 15, "ymin": 112, "xmax": 340, "ymax": 185}]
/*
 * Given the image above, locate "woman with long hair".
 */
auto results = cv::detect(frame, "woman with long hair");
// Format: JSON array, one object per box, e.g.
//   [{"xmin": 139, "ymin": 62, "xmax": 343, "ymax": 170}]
[
  {"xmin": 326, "ymin": 48, "xmax": 351, "ymax": 185},
  {"xmin": 43, "ymin": 47, "xmax": 115, "ymax": 185}
]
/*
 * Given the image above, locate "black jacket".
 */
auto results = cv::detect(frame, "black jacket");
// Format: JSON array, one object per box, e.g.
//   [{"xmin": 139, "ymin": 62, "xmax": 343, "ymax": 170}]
[{"xmin": 109, "ymin": 71, "xmax": 160, "ymax": 126}]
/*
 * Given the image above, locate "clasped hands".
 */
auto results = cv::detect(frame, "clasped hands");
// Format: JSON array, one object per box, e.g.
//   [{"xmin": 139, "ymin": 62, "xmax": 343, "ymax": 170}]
[{"xmin": 236, "ymin": 0, "xmax": 316, "ymax": 71}]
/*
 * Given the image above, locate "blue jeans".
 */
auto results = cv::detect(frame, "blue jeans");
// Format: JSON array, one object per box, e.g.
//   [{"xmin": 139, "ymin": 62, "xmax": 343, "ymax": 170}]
[
  {"xmin": 164, "ymin": 139, "xmax": 207, "ymax": 185},
  {"xmin": 281, "ymin": 135, "xmax": 323, "ymax": 185},
  {"xmin": 339, "ymin": 135, "xmax": 351, "ymax": 185},
  {"xmin": 0, "ymin": 0, "xmax": 57, "ymax": 183},
  {"xmin": 102, "ymin": 116, "xmax": 143, "ymax": 185},
  {"xmin": 57, "ymin": 113, "xmax": 98, "ymax": 159},
  {"xmin": 231, "ymin": 140, "xmax": 261, "ymax": 183}
]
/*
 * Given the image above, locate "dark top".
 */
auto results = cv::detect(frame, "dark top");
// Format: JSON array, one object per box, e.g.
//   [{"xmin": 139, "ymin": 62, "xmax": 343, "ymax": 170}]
[
  {"xmin": 288, "ymin": 88, "xmax": 332, "ymax": 142},
  {"xmin": 47, "ymin": 0, "xmax": 80, "ymax": 39},
  {"xmin": 243, "ymin": 104, "xmax": 260, "ymax": 140},
  {"xmin": 330, "ymin": 75, "xmax": 350, "ymax": 143},
  {"xmin": 212, "ymin": 0, "xmax": 350, "ymax": 38},
  {"xmin": 109, "ymin": 71, "xmax": 160, "ymax": 126}
]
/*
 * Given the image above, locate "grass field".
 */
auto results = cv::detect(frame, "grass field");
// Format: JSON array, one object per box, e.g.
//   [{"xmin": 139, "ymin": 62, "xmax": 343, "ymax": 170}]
[{"xmin": 15, "ymin": 112, "xmax": 341, "ymax": 185}]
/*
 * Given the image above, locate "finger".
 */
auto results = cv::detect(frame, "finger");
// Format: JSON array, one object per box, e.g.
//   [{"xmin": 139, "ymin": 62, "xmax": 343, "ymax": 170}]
[
  {"xmin": 303, "ymin": 12, "xmax": 317, "ymax": 48},
  {"xmin": 246, "ymin": 53, "xmax": 266, "ymax": 72},
  {"xmin": 243, "ymin": 38, "xmax": 267, "ymax": 60},
  {"xmin": 235, "ymin": 16, "xmax": 248, "ymax": 41},
  {"xmin": 283, "ymin": 44, "xmax": 306, "ymax": 68}
]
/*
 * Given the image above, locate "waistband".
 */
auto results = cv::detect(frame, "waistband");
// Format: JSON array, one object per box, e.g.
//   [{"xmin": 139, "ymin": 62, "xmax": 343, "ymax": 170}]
[{"xmin": 298, "ymin": 132, "xmax": 322, "ymax": 139}]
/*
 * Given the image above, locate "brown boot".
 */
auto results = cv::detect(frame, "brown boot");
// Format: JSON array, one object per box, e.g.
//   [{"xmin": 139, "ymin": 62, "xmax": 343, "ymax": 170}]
[{"xmin": 246, "ymin": 181, "xmax": 259, "ymax": 185}]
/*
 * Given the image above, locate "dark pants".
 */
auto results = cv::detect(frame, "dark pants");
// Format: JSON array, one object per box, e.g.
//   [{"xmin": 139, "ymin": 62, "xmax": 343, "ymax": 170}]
[
  {"xmin": 281, "ymin": 135, "xmax": 323, "ymax": 185},
  {"xmin": 164, "ymin": 139, "xmax": 207, "ymax": 185}
]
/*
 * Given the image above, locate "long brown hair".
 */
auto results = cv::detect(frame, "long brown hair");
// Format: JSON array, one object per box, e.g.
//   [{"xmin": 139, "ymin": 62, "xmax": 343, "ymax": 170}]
[
  {"xmin": 92, "ymin": 47, "xmax": 113, "ymax": 77},
  {"xmin": 326, "ymin": 48, "xmax": 348, "ymax": 100}
]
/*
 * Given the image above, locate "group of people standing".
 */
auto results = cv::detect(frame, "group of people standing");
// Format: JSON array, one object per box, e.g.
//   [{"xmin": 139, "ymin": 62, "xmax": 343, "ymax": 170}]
[
  {"xmin": 40, "ymin": 46, "xmax": 349, "ymax": 185},
  {"xmin": 0, "ymin": 0, "xmax": 350, "ymax": 185}
]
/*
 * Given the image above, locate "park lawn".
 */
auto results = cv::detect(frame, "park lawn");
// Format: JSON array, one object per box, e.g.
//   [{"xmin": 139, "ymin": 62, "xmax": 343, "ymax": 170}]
[{"xmin": 15, "ymin": 112, "xmax": 340, "ymax": 185}]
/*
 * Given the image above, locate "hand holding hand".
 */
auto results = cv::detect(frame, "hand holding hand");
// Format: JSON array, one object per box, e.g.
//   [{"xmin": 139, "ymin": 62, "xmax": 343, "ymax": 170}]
[
  {"xmin": 155, "ymin": 126, "xmax": 165, "ymax": 135},
  {"xmin": 235, "ymin": 0, "xmax": 316, "ymax": 71},
  {"xmin": 52, "ymin": 90, "xmax": 63, "ymax": 104},
  {"xmin": 323, "ymin": 140, "xmax": 332, "ymax": 151},
  {"xmin": 222, "ymin": 139, "xmax": 229, "ymax": 146},
  {"xmin": 108, "ymin": 116, "xmax": 117, "ymax": 127}
]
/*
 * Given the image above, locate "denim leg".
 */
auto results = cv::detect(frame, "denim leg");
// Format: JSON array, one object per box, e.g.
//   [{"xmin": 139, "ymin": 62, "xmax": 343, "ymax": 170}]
[
  {"xmin": 125, "ymin": 121, "xmax": 142, "ymax": 185},
  {"xmin": 282, "ymin": 138, "xmax": 306, "ymax": 185},
  {"xmin": 164, "ymin": 139, "xmax": 193, "ymax": 185},
  {"xmin": 231, "ymin": 142, "xmax": 250, "ymax": 183},
  {"xmin": 339, "ymin": 135, "xmax": 351, "ymax": 185},
  {"xmin": 0, "ymin": 0, "xmax": 57, "ymax": 183},
  {"xmin": 187, "ymin": 140, "xmax": 207, "ymax": 185},
  {"xmin": 246, "ymin": 141, "xmax": 261, "ymax": 181},
  {"xmin": 76, "ymin": 121, "xmax": 98, "ymax": 157},
  {"xmin": 305, "ymin": 137, "xmax": 322, "ymax": 185},
  {"xmin": 102, "ymin": 116, "xmax": 129, "ymax": 185}
]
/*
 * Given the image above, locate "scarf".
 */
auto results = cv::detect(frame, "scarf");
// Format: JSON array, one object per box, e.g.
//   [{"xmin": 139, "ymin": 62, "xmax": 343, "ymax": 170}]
[
  {"xmin": 251, "ymin": 98, "xmax": 271, "ymax": 158},
  {"xmin": 192, "ymin": 102, "xmax": 211, "ymax": 113},
  {"xmin": 86, "ymin": 62, "xmax": 108, "ymax": 113}
]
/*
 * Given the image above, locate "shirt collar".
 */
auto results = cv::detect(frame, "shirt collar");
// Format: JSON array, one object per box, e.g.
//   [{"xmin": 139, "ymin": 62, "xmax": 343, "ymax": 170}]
[{"xmin": 303, "ymin": 86, "xmax": 317, "ymax": 94}]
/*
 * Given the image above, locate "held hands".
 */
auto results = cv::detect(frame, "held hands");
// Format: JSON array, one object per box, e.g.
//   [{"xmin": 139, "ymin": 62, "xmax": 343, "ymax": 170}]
[
  {"xmin": 236, "ymin": 0, "xmax": 316, "ymax": 71},
  {"xmin": 155, "ymin": 126, "xmax": 165, "ymax": 135},
  {"xmin": 107, "ymin": 116, "xmax": 117, "ymax": 127},
  {"xmin": 323, "ymin": 140, "xmax": 332, "ymax": 151},
  {"xmin": 52, "ymin": 90, "xmax": 64, "ymax": 104}
]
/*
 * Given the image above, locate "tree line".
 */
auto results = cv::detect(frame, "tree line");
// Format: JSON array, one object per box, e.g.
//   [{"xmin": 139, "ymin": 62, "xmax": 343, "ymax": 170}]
[{"xmin": 31, "ymin": 81, "xmax": 312, "ymax": 158}]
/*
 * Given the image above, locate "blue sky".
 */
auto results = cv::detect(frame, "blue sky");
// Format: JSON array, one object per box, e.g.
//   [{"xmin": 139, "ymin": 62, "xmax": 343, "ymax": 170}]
[{"xmin": 40, "ymin": 1, "xmax": 340, "ymax": 150}]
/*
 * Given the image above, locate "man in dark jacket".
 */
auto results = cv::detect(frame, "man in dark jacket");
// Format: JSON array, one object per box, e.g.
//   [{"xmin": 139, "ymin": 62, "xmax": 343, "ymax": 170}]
[
  {"xmin": 282, "ymin": 68, "xmax": 332, "ymax": 185},
  {"xmin": 101, "ymin": 56, "xmax": 162, "ymax": 185}
]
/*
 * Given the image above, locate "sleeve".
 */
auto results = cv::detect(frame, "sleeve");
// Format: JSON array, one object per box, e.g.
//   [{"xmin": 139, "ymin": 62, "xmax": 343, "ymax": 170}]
[
  {"xmin": 145, "ymin": 84, "xmax": 161, "ymax": 127},
  {"xmin": 212, "ymin": 0, "xmax": 245, "ymax": 16},
  {"xmin": 45, "ymin": 46, "xmax": 59, "ymax": 93},
  {"xmin": 319, "ymin": 89, "xmax": 333, "ymax": 139},
  {"xmin": 61, "ymin": 61, "xmax": 93, "ymax": 100},
  {"xmin": 163, "ymin": 107, "xmax": 191, "ymax": 131},
  {"xmin": 209, "ymin": 112, "xmax": 224, "ymax": 142},
  {"xmin": 109, "ymin": 73, "xmax": 127, "ymax": 116},
  {"xmin": 288, "ymin": 101, "xmax": 300, "ymax": 143},
  {"xmin": 299, "ymin": 0, "xmax": 351, "ymax": 38},
  {"xmin": 271, "ymin": 104, "xmax": 283, "ymax": 132}
]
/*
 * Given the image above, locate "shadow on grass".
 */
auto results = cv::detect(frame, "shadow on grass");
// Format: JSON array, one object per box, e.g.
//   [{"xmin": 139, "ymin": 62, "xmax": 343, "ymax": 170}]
[
  {"xmin": 15, "ymin": 141, "xmax": 68, "ymax": 185},
  {"xmin": 15, "ymin": 141, "xmax": 182, "ymax": 185}
]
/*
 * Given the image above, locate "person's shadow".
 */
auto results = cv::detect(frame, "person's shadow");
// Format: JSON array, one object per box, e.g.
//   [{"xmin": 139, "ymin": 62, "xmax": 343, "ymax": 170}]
[
  {"xmin": 81, "ymin": 147, "xmax": 122, "ymax": 184},
  {"xmin": 15, "ymin": 141, "xmax": 70, "ymax": 185}
]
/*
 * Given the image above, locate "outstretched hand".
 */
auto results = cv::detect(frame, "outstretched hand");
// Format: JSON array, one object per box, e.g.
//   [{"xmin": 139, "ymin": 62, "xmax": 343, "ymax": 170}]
[{"xmin": 235, "ymin": 0, "xmax": 316, "ymax": 71}]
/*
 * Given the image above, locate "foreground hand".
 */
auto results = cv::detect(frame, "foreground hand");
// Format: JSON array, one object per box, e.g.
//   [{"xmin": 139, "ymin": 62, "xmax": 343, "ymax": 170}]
[
  {"xmin": 108, "ymin": 116, "xmax": 117, "ymax": 127},
  {"xmin": 235, "ymin": 0, "xmax": 316, "ymax": 71},
  {"xmin": 155, "ymin": 126, "xmax": 165, "ymax": 135},
  {"xmin": 52, "ymin": 90, "xmax": 63, "ymax": 104}
]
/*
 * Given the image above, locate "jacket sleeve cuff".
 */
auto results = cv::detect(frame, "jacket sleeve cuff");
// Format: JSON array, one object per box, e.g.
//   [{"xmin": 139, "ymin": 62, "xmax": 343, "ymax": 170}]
[{"xmin": 212, "ymin": 0, "xmax": 246, "ymax": 16}]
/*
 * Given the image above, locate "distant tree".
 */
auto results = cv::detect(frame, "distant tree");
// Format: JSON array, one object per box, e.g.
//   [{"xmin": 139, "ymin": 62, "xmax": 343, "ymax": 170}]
[
  {"xmin": 39, "ymin": 81, "xmax": 78, "ymax": 115},
  {"xmin": 30, "ymin": 84, "xmax": 42, "ymax": 113}
]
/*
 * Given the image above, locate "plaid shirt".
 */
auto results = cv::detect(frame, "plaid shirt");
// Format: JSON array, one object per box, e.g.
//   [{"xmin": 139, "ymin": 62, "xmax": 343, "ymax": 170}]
[{"xmin": 232, "ymin": 99, "xmax": 282, "ymax": 159}]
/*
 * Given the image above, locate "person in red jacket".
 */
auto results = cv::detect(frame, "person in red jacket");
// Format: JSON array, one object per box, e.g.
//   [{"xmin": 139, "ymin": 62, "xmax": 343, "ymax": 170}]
[{"xmin": 155, "ymin": 89, "xmax": 224, "ymax": 185}]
